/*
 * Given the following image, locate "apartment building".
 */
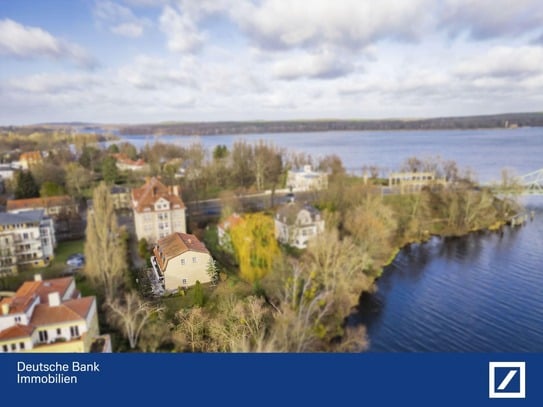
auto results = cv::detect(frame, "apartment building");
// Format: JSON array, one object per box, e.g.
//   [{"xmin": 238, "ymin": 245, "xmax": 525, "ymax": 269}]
[
  {"xmin": 131, "ymin": 177, "xmax": 186, "ymax": 243},
  {"xmin": 0, "ymin": 210, "xmax": 56, "ymax": 276}
]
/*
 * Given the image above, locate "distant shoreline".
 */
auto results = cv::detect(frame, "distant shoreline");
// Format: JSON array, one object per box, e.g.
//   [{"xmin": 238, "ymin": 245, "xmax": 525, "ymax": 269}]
[{"xmin": 3, "ymin": 111, "xmax": 543, "ymax": 136}]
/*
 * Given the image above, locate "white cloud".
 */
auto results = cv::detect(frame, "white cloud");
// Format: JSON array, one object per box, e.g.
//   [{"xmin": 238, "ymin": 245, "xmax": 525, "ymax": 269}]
[
  {"xmin": 0, "ymin": 19, "xmax": 95, "ymax": 67},
  {"xmin": 118, "ymin": 55, "xmax": 197, "ymax": 89},
  {"xmin": 455, "ymin": 46, "xmax": 543, "ymax": 78},
  {"xmin": 94, "ymin": 0, "xmax": 151, "ymax": 38},
  {"xmin": 159, "ymin": 4, "xmax": 204, "ymax": 53},
  {"xmin": 441, "ymin": 0, "xmax": 543, "ymax": 40},
  {"xmin": 272, "ymin": 49, "xmax": 354, "ymax": 80}
]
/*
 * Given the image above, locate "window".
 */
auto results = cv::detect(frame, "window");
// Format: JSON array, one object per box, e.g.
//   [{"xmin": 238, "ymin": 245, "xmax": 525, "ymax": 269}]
[
  {"xmin": 181, "ymin": 259, "xmax": 185, "ymax": 265},
  {"xmin": 70, "ymin": 326, "xmax": 80, "ymax": 338},
  {"xmin": 182, "ymin": 279, "xmax": 187, "ymax": 285},
  {"xmin": 57, "ymin": 328, "xmax": 61, "ymax": 335},
  {"xmin": 192, "ymin": 257, "xmax": 197, "ymax": 263},
  {"xmin": 2, "ymin": 345, "xmax": 7, "ymax": 352},
  {"xmin": 38, "ymin": 330, "xmax": 48, "ymax": 343},
  {"xmin": 11, "ymin": 343, "xmax": 16, "ymax": 351},
  {"xmin": 19, "ymin": 342, "xmax": 25, "ymax": 350},
  {"xmin": 14, "ymin": 316, "xmax": 21, "ymax": 323}
]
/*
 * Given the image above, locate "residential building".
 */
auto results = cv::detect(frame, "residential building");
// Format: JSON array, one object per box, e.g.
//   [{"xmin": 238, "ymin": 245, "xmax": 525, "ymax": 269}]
[
  {"xmin": 0, "ymin": 164, "xmax": 16, "ymax": 181},
  {"xmin": 132, "ymin": 177, "xmax": 186, "ymax": 243},
  {"xmin": 0, "ymin": 274, "xmax": 108, "ymax": 353},
  {"xmin": 151, "ymin": 232, "xmax": 213, "ymax": 291},
  {"xmin": 113, "ymin": 153, "xmax": 149, "ymax": 172},
  {"xmin": 274, "ymin": 202, "xmax": 325, "ymax": 249},
  {"xmin": 286, "ymin": 165, "xmax": 328, "ymax": 192},
  {"xmin": 7, "ymin": 196, "xmax": 78, "ymax": 218},
  {"xmin": 217, "ymin": 212, "xmax": 243, "ymax": 250},
  {"xmin": 0, "ymin": 210, "xmax": 56, "ymax": 276},
  {"xmin": 110, "ymin": 185, "xmax": 131, "ymax": 210},
  {"xmin": 19, "ymin": 151, "xmax": 42, "ymax": 170},
  {"xmin": 388, "ymin": 171, "xmax": 445, "ymax": 193},
  {"xmin": 7, "ymin": 196, "xmax": 83, "ymax": 242}
]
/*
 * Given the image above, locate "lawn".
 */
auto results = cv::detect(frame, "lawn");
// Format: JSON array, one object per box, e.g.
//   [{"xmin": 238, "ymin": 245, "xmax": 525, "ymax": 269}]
[{"xmin": 0, "ymin": 239, "xmax": 85, "ymax": 291}]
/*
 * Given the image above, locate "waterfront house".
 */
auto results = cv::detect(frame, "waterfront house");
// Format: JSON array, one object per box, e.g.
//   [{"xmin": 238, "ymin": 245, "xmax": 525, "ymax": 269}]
[
  {"xmin": 0, "ymin": 274, "xmax": 109, "ymax": 353},
  {"xmin": 151, "ymin": 232, "xmax": 213, "ymax": 291},
  {"xmin": 286, "ymin": 165, "xmax": 328, "ymax": 192},
  {"xmin": 274, "ymin": 202, "xmax": 325, "ymax": 249},
  {"xmin": 113, "ymin": 153, "xmax": 149, "ymax": 172},
  {"xmin": 131, "ymin": 177, "xmax": 186, "ymax": 243}
]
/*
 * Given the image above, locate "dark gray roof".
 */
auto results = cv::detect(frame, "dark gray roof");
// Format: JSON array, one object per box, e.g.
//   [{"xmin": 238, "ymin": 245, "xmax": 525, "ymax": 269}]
[
  {"xmin": 276, "ymin": 202, "xmax": 321, "ymax": 224},
  {"xmin": 0, "ymin": 209, "xmax": 45, "ymax": 226}
]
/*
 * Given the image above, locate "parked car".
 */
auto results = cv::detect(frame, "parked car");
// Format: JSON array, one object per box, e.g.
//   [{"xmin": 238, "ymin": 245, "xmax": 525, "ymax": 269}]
[{"xmin": 66, "ymin": 253, "xmax": 85, "ymax": 268}]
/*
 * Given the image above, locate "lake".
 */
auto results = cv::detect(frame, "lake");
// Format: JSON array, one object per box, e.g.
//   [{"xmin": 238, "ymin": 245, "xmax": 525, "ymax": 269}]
[{"xmin": 120, "ymin": 127, "xmax": 543, "ymax": 351}]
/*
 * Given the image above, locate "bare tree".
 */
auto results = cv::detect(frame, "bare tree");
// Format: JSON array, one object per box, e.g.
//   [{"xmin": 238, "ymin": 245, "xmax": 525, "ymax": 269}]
[
  {"xmin": 84, "ymin": 182, "xmax": 127, "ymax": 300},
  {"xmin": 107, "ymin": 291, "xmax": 159, "ymax": 350},
  {"xmin": 174, "ymin": 307, "xmax": 210, "ymax": 352}
]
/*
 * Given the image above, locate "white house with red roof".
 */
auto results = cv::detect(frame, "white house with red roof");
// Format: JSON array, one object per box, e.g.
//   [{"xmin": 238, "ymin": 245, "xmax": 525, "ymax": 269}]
[
  {"xmin": 131, "ymin": 177, "xmax": 187, "ymax": 243},
  {"xmin": 151, "ymin": 232, "xmax": 213, "ymax": 291},
  {"xmin": 0, "ymin": 274, "xmax": 109, "ymax": 353}
]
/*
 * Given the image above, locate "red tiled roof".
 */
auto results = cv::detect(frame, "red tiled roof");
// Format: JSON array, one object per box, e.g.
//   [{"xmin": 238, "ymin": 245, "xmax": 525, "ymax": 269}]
[
  {"xmin": 19, "ymin": 151, "xmax": 42, "ymax": 163},
  {"xmin": 30, "ymin": 296, "xmax": 94, "ymax": 326},
  {"xmin": 113, "ymin": 153, "xmax": 147, "ymax": 167},
  {"xmin": 0, "ymin": 281, "xmax": 41, "ymax": 314},
  {"xmin": 131, "ymin": 177, "xmax": 185, "ymax": 213},
  {"xmin": 35, "ymin": 277, "xmax": 74, "ymax": 303},
  {"xmin": 7, "ymin": 196, "xmax": 74, "ymax": 212},
  {"xmin": 0, "ymin": 324, "xmax": 34, "ymax": 341},
  {"xmin": 153, "ymin": 232, "xmax": 209, "ymax": 270}
]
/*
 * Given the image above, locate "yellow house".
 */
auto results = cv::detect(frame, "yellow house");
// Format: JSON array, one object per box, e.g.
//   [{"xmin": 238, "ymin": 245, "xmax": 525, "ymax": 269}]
[
  {"xmin": 0, "ymin": 275, "xmax": 104, "ymax": 353},
  {"xmin": 152, "ymin": 232, "xmax": 213, "ymax": 291}
]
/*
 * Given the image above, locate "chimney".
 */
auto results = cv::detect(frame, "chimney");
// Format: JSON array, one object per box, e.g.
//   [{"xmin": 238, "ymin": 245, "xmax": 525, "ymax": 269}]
[
  {"xmin": 48, "ymin": 292, "xmax": 61, "ymax": 307},
  {"xmin": 1, "ymin": 303, "xmax": 9, "ymax": 315},
  {"xmin": 172, "ymin": 185, "xmax": 179, "ymax": 196},
  {"xmin": 34, "ymin": 274, "xmax": 42, "ymax": 282}
]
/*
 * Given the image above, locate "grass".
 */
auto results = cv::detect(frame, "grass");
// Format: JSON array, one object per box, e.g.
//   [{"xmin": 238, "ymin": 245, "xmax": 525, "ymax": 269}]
[{"xmin": 0, "ymin": 239, "xmax": 85, "ymax": 291}]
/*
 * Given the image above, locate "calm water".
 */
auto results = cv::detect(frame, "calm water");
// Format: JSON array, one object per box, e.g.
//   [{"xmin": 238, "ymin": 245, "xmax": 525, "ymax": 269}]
[
  {"xmin": 120, "ymin": 127, "xmax": 543, "ymax": 351},
  {"xmin": 121, "ymin": 126, "xmax": 543, "ymax": 183}
]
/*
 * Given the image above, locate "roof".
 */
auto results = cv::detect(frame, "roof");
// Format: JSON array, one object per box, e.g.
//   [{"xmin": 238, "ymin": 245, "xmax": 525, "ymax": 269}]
[
  {"xmin": 113, "ymin": 153, "xmax": 147, "ymax": 167},
  {"xmin": 35, "ymin": 277, "xmax": 76, "ymax": 303},
  {"xmin": 19, "ymin": 151, "xmax": 42, "ymax": 162},
  {"xmin": 276, "ymin": 202, "xmax": 321, "ymax": 225},
  {"xmin": 0, "ymin": 280, "xmax": 41, "ymax": 314},
  {"xmin": 131, "ymin": 177, "xmax": 185, "ymax": 213},
  {"xmin": 0, "ymin": 210, "xmax": 45, "ymax": 226},
  {"xmin": 30, "ymin": 297, "xmax": 94, "ymax": 326},
  {"xmin": 218, "ymin": 213, "xmax": 243, "ymax": 232},
  {"xmin": 0, "ymin": 324, "xmax": 34, "ymax": 341},
  {"xmin": 153, "ymin": 232, "xmax": 209, "ymax": 270},
  {"xmin": 7, "ymin": 196, "xmax": 74, "ymax": 212}
]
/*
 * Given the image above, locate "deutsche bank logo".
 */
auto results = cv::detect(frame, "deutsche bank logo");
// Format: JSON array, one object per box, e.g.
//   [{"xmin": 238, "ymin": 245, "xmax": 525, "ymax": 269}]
[{"xmin": 489, "ymin": 362, "xmax": 526, "ymax": 399}]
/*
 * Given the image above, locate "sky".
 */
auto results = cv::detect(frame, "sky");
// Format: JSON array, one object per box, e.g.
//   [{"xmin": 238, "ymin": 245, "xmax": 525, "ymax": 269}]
[{"xmin": 1, "ymin": 0, "xmax": 543, "ymax": 125}]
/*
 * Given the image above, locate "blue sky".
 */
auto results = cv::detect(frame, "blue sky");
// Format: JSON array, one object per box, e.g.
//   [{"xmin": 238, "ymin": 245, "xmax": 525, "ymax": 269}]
[{"xmin": 1, "ymin": 0, "xmax": 543, "ymax": 125}]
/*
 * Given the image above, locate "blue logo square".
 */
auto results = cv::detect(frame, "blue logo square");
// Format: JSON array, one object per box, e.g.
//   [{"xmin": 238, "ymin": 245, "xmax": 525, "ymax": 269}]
[{"xmin": 494, "ymin": 367, "xmax": 520, "ymax": 393}]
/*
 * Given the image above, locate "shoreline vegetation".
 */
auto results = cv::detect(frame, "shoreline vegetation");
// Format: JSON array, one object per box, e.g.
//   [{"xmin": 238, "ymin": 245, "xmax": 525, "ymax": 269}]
[
  {"xmin": 0, "ymin": 129, "xmax": 523, "ymax": 352},
  {"xmin": 2, "ymin": 111, "xmax": 543, "ymax": 137}
]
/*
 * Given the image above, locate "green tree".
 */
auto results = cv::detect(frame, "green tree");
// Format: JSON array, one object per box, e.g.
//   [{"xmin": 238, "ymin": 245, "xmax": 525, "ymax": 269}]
[
  {"xmin": 213, "ymin": 144, "xmax": 228, "ymax": 161},
  {"xmin": 14, "ymin": 171, "xmax": 39, "ymax": 199},
  {"xmin": 40, "ymin": 181, "xmax": 66, "ymax": 197},
  {"xmin": 138, "ymin": 238, "xmax": 149, "ymax": 259},
  {"xmin": 101, "ymin": 156, "xmax": 119, "ymax": 183},
  {"xmin": 65, "ymin": 162, "xmax": 93, "ymax": 197},
  {"xmin": 107, "ymin": 144, "xmax": 120, "ymax": 154},
  {"xmin": 192, "ymin": 281, "xmax": 205, "ymax": 307}
]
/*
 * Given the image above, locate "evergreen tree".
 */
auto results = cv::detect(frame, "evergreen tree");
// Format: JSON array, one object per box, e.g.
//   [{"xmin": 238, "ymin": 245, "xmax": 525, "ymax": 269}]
[{"xmin": 14, "ymin": 171, "xmax": 39, "ymax": 199}]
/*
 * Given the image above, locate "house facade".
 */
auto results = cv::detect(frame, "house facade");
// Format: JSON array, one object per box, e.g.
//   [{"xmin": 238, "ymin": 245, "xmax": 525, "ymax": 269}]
[
  {"xmin": 0, "ymin": 210, "xmax": 56, "ymax": 276},
  {"xmin": 113, "ymin": 153, "xmax": 149, "ymax": 172},
  {"xmin": 286, "ymin": 165, "xmax": 328, "ymax": 192},
  {"xmin": 110, "ymin": 185, "xmax": 131, "ymax": 210},
  {"xmin": 19, "ymin": 151, "xmax": 42, "ymax": 170},
  {"xmin": 132, "ymin": 177, "xmax": 187, "ymax": 243},
  {"xmin": 0, "ymin": 275, "xmax": 106, "ymax": 353},
  {"xmin": 275, "ymin": 202, "xmax": 325, "ymax": 249},
  {"xmin": 151, "ymin": 232, "xmax": 213, "ymax": 291}
]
